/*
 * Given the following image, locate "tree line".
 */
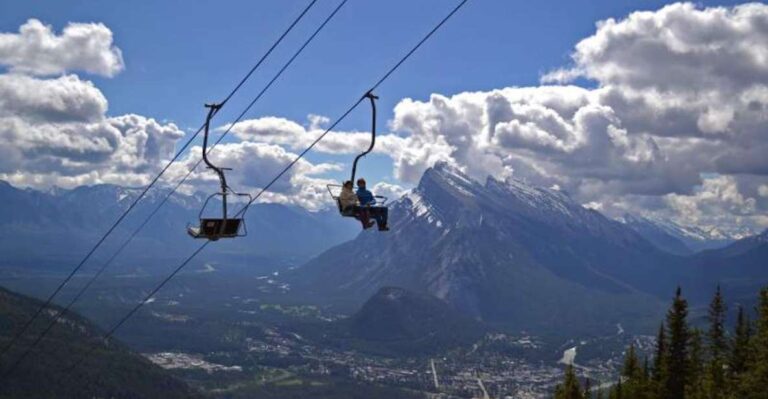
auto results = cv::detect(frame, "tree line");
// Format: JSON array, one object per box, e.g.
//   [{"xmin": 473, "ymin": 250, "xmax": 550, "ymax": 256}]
[{"xmin": 553, "ymin": 285, "xmax": 768, "ymax": 399}]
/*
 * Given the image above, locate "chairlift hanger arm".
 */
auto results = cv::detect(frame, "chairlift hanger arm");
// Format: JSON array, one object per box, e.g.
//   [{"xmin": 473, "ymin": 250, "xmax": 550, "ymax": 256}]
[
  {"xmin": 202, "ymin": 103, "xmax": 226, "ymax": 189},
  {"xmin": 350, "ymin": 91, "xmax": 378, "ymax": 183},
  {"xmin": 201, "ymin": 102, "xmax": 230, "ymax": 223}
]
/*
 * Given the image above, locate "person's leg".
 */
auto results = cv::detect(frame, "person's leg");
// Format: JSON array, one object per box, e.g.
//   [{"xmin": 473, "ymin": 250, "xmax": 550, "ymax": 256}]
[
  {"xmin": 370, "ymin": 207, "xmax": 389, "ymax": 230},
  {"xmin": 356, "ymin": 206, "xmax": 372, "ymax": 229},
  {"xmin": 378, "ymin": 207, "xmax": 389, "ymax": 230},
  {"xmin": 380, "ymin": 207, "xmax": 389, "ymax": 228}
]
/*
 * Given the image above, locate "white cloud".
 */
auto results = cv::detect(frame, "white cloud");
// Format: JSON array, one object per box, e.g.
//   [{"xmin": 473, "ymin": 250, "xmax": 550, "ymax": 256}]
[
  {"xmin": 0, "ymin": 20, "xmax": 181, "ymax": 189},
  {"xmin": 664, "ymin": 175, "xmax": 764, "ymax": 232},
  {"xmin": 371, "ymin": 182, "xmax": 407, "ymax": 202},
  {"xmin": 0, "ymin": 109, "xmax": 184, "ymax": 188},
  {"xmin": 540, "ymin": 67, "xmax": 584, "ymax": 84},
  {"xmin": 0, "ymin": 73, "xmax": 107, "ymax": 122},
  {"xmin": 0, "ymin": 19, "xmax": 124, "ymax": 77},
  {"xmin": 227, "ymin": 115, "xmax": 407, "ymax": 155},
  {"xmin": 759, "ymin": 184, "xmax": 768, "ymax": 198},
  {"xmin": 167, "ymin": 142, "xmax": 341, "ymax": 211},
  {"xmin": 554, "ymin": 3, "xmax": 768, "ymax": 92}
]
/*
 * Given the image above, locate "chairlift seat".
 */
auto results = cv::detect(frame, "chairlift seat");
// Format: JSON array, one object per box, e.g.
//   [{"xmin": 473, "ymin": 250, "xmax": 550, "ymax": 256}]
[{"xmin": 187, "ymin": 218, "xmax": 243, "ymax": 240}]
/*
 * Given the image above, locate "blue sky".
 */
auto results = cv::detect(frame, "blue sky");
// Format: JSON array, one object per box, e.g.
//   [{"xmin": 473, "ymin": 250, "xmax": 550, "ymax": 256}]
[{"xmin": 1, "ymin": 0, "xmax": 766, "ymax": 234}]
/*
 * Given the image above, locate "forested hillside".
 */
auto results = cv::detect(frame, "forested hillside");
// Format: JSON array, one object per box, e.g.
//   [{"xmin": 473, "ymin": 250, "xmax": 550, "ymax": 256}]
[{"xmin": 0, "ymin": 287, "xmax": 198, "ymax": 398}]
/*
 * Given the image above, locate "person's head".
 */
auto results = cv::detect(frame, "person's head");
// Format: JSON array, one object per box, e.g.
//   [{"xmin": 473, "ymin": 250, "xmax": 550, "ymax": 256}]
[
  {"xmin": 343, "ymin": 180, "xmax": 353, "ymax": 189},
  {"xmin": 357, "ymin": 178, "xmax": 366, "ymax": 188}
]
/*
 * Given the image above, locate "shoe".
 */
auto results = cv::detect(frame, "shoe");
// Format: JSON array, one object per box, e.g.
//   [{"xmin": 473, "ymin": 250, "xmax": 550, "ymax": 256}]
[
  {"xmin": 366, "ymin": 221, "xmax": 376, "ymax": 229},
  {"xmin": 378, "ymin": 225, "xmax": 390, "ymax": 231}
]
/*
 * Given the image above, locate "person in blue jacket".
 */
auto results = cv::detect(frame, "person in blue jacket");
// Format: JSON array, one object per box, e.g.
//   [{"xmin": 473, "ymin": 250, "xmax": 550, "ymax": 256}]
[{"xmin": 356, "ymin": 178, "xmax": 389, "ymax": 231}]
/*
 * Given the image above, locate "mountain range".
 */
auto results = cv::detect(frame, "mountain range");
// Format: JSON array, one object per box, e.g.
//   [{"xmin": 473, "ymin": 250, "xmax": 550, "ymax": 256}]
[
  {"xmin": 618, "ymin": 213, "xmax": 739, "ymax": 255},
  {"xmin": 0, "ymin": 180, "xmax": 358, "ymax": 272},
  {"xmin": 289, "ymin": 162, "xmax": 768, "ymax": 335}
]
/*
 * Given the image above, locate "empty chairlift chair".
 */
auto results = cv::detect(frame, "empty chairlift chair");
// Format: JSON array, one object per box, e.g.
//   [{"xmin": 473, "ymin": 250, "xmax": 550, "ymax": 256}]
[{"xmin": 187, "ymin": 103, "xmax": 252, "ymax": 240}]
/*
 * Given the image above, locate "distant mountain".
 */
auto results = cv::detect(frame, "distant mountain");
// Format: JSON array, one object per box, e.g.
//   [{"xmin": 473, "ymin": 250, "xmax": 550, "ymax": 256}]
[
  {"xmin": 700, "ymin": 229, "xmax": 768, "ymax": 258},
  {"xmin": 619, "ymin": 213, "xmax": 736, "ymax": 253},
  {"xmin": 618, "ymin": 214, "xmax": 694, "ymax": 255},
  {"xmin": 0, "ymin": 286, "xmax": 198, "ymax": 398},
  {"xmin": 0, "ymin": 181, "xmax": 357, "ymax": 270},
  {"xmin": 680, "ymin": 229, "xmax": 768, "ymax": 304},
  {"xmin": 290, "ymin": 163, "xmax": 673, "ymax": 335},
  {"xmin": 324, "ymin": 286, "xmax": 486, "ymax": 356}
]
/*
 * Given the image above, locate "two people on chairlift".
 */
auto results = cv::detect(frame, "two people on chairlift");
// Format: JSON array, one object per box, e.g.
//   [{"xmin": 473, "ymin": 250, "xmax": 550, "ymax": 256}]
[{"xmin": 339, "ymin": 178, "xmax": 389, "ymax": 231}]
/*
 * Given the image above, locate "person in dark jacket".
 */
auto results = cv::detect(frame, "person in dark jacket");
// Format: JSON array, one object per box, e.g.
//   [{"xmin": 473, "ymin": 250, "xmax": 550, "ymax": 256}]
[{"xmin": 356, "ymin": 178, "xmax": 389, "ymax": 231}]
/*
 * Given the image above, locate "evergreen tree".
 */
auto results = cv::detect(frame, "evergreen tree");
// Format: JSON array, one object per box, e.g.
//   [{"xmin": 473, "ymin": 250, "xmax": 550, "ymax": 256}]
[
  {"xmin": 663, "ymin": 287, "xmax": 690, "ymax": 399},
  {"xmin": 612, "ymin": 380, "xmax": 623, "ymax": 399},
  {"xmin": 584, "ymin": 377, "xmax": 592, "ymax": 399},
  {"xmin": 740, "ymin": 288, "xmax": 768, "ymax": 398},
  {"xmin": 618, "ymin": 343, "xmax": 654, "ymax": 399},
  {"xmin": 555, "ymin": 365, "xmax": 584, "ymax": 399},
  {"xmin": 652, "ymin": 322, "xmax": 668, "ymax": 386},
  {"xmin": 706, "ymin": 286, "xmax": 728, "ymax": 399},
  {"xmin": 623, "ymin": 344, "xmax": 640, "ymax": 379},
  {"xmin": 730, "ymin": 306, "xmax": 752, "ymax": 378},
  {"xmin": 642, "ymin": 356, "xmax": 650, "ymax": 382},
  {"xmin": 708, "ymin": 286, "xmax": 729, "ymax": 360},
  {"xmin": 686, "ymin": 328, "xmax": 705, "ymax": 399},
  {"xmin": 639, "ymin": 356, "xmax": 652, "ymax": 399}
]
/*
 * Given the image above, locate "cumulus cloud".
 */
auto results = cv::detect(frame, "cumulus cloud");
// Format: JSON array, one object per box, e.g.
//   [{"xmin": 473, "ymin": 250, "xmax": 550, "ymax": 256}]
[
  {"xmin": 556, "ymin": 3, "xmax": 768, "ymax": 94},
  {"xmin": 0, "ymin": 109, "xmax": 184, "ymax": 188},
  {"xmin": 0, "ymin": 73, "xmax": 107, "ymax": 122},
  {"xmin": 0, "ymin": 21, "xmax": 182, "ymax": 189},
  {"xmin": 371, "ymin": 182, "xmax": 407, "ymax": 202},
  {"xmin": 167, "ymin": 142, "xmax": 341, "ymax": 210},
  {"xmin": 226, "ymin": 116, "xmax": 406, "ymax": 155},
  {"xmin": 663, "ymin": 175, "xmax": 764, "ymax": 236},
  {"xmin": 0, "ymin": 19, "xmax": 124, "ymax": 77}
]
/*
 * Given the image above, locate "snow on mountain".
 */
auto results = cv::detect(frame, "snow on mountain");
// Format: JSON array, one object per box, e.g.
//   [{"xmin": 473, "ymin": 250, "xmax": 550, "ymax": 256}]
[{"xmin": 619, "ymin": 213, "xmax": 738, "ymax": 253}]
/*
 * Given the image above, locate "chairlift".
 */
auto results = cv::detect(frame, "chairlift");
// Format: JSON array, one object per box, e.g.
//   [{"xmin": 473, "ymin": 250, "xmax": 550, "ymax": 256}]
[
  {"xmin": 187, "ymin": 103, "xmax": 252, "ymax": 240},
  {"xmin": 327, "ymin": 91, "xmax": 389, "ymax": 219}
]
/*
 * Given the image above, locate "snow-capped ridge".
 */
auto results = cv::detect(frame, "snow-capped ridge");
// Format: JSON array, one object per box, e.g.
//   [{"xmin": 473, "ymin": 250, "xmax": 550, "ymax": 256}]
[
  {"xmin": 401, "ymin": 190, "xmax": 445, "ymax": 229},
  {"xmin": 618, "ymin": 213, "xmax": 742, "ymax": 253},
  {"xmin": 486, "ymin": 176, "xmax": 576, "ymax": 218},
  {"xmin": 422, "ymin": 162, "xmax": 482, "ymax": 198}
]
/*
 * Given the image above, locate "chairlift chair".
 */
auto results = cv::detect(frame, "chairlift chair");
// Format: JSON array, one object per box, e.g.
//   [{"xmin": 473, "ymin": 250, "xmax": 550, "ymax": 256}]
[
  {"xmin": 187, "ymin": 103, "xmax": 252, "ymax": 240},
  {"xmin": 328, "ymin": 91, "xmax": 390, "ymax": 222},
  {"xmin": 326, "ymin": 183, "xmax": 388, "ymax": 218}
]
